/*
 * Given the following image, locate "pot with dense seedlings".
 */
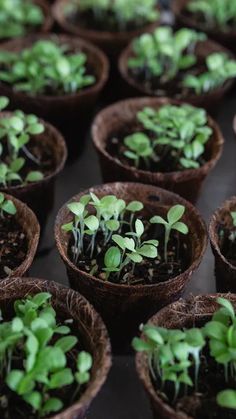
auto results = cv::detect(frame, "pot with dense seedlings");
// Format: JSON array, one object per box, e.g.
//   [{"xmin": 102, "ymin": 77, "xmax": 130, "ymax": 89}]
[
  {"xmin": 209, "ymin": 196, "xmax": 236, "ymax": 293},
  {"xmin": 0, "ymin": 97, "xmax": 67, "ymax": 229},
  {"xmin": 0, "ymin": 34, "xmax": 109, "ymax": 155},
  {"xmin": 119, "ymin": 26, "xmax": 236, "ymax": 112},
  {"xmin": 172, "ymin": 0, "xmax": 236, "ymax": 53},
  {"xmin": 0, "ymin": 0, "xmax": 53, "ymax": 42},
  {"xmin": 92, "ymin": 97, "xmax": 223, "ymax": 203},
  {"xmin": 0, "ymin": 192, "xmax": 39, "ymax": 279},
  {"xmin": 55, "ymin": 182, "xmax": 207, "ymax": 353},
  {"xmin": 135, "ymin": 294, "xmax": 236, "ymax": 419},
  {"xmin": 0, "ymin": 276, "xmax": 111, "ymax": 418},
  {"xmin": 53, "ymin": 0, "xmax": 159, "ymax": 58}
]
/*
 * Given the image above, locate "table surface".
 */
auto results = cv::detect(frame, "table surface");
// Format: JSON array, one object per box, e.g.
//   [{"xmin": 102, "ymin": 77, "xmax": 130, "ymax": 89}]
[{"xmin": 29, "ymin": 76, "xmax": 236, "ymax": 419}]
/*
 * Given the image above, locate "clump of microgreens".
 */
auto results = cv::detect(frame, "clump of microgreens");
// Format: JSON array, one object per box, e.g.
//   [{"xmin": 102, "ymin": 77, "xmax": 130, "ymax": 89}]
[
  {"xmin": 67, "ymin": 0, "xmax": 159, "ymax": 31},
  {"xmin": 0, "ymin": 96, "xmax": 44, "ymax": 187},
  {"xmin": 0, "ymin": 292, "xmax": 92, "ymax": 417},
  {"xmin": 62, "ymin": 193, "xmax": 189, "ymax": 284},
  {"xmin": 183, "ymin": 52, "xmax": 236, "ymax": 94},
  {"xmin": 0, "ymin": 192, "xmax": 16, "ymax": 218},
  {"xmin": 128, "ymin": 27, "xmax": 206, "ymax": 83},
  {"xmin": 128, "ymin": 27, "xmax": 236, "ymax": 95},
  {"xmin": 133, "ymin": 297, "xmax": 236, "ymax": 411},
  {"xmin": 122, "ymin": 104, "xmax": 212, "ymax": 171},
  {"xmin": 0, "ymin": 40, "xmax": 95, "ymax": 95},
  {"xmin": 187, "ymin": 0, "xmax": 236, "ymax": 31},
  {"xmin": 0, "ymin": 0, "xmax": 44, "ymax": 39}
]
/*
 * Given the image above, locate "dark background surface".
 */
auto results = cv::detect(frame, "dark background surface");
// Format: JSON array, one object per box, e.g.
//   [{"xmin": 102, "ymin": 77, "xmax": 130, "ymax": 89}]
[
  {"xmin": 28, "ymin": 90, "xmax": 236, "ymax": 418},
  {"xmin": 27, "ymin": 4, "xmax": 236, "ymax": 415}
]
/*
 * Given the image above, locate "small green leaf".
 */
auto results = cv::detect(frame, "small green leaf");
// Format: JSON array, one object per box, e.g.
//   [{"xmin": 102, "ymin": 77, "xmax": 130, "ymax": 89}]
[
  {"xmin": 55, "ymin": 336, "xmax": 78, "ymax": 353},
  {"xmin": 217, "ymin": 389, "xmax": 236, "ymax": 409}
]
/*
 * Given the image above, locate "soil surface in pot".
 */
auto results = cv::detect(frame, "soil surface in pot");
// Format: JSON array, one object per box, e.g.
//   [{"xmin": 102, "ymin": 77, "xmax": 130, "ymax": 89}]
[
  {"xmin": 217, "ymin": 224, "xmax": 236, "ymax": 266},
  {"xmin": 0, "ymin": 214, "xmax": 27, "ymax": 278},
  {"xmin": 66, "ymin": 6, "xmax": 152, "ymax": 33},
  {"xmin": 1, "ymin": 134, "xmax": 57, "ymax": 187},
  {"xmin": 154, "ymin": 345, "xmax": 236, "ymax": 418},
  {"xmin": 107, "ymin": 122, "xmax": 210, "ymax": 173},
  {"xmin": 68, "ymin": 216, "xmax": 190, "ymax": 286}
]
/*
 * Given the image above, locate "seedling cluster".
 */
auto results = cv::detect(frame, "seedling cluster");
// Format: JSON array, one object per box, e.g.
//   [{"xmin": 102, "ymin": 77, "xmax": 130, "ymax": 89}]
[
  {"xmin": 0, "ymin": 96, "xmax": 44, "ymax": 187},
  {"xmin": 128, "ymin": 27, "xmax": 236, "ymax": 94},
  {"xmin": 0, "ymin": 0, "xmax": 43, "ymax": 39},
  {"xmin": 0, "ymin": 40, "xmax": 95, "ymax": 95},
  {"xmin": 133, "ymin": 297, "xmax": 236, "ymax": 410},
  {"xmin": 62, "ymin": 193, "xmax": 189, "ymax": 284},
  {"xmin": 0, "ymin": 292, "xmax": 92, "ymax": 417},
  {"xmin": 123, "ymin": 103, "xmax": 212, "ymax": 171},
  {"xmin": 69, "ymin": 0, "xmax": 158, "ymax": 31},
  {"xmin": 187, "ymin": 0, "xmax": 236, "ymax": 30}
]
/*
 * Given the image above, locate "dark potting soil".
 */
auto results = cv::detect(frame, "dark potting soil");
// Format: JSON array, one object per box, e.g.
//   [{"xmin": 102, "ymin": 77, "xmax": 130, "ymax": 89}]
[
  {"xmin": 0, "ymin": 214, "xmax": 28, "ymax": 279},
  {"xmin": 68, "ymin": 221, "xmax": 190, "ymax": 286},
  {"xmin": 107, "ymin": 124, "xmax": 209, "ymax": 173},
  {"xmin": 218, "ymin": 225, "xmax": 236, "ymax": 266},
  {"xmin": 1, "ymin": 135, "xmax": 55, "ymax": 187},
  {"xmin": 67, "ymin": 7, "xmax": 149, "ymax": 33},
  {"xmin": 154, "ymin": 348, "xmax": 236, "ymax": 418}
]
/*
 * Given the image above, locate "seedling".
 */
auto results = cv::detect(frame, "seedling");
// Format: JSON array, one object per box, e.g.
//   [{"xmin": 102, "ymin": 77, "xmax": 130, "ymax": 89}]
[
  {"xmin": 187, "ymin": 0, "xmax": 236, "ymax": 30},
  {"xmin": 183, "ymin": 52, "xmax": 236, "ymax": 94},
  {"xmin": 0, "ymin": 192, "xmax": 16, "ymax": 218},
  {"xmin": 123, "ymin": 104, "xmax": 212, "ymax": 171},
  {"xmin": 0, "ymin": 292, "xmax": 92, "ymax": 417},
  {"xmin": 133, "ymin": 297, "xmax": 236, "ymax": 411},
  {"xmin": 0, "ymin": 40, "xmax": 96, "ymax": 95},
  {"xmin": 69, "ymin": 0, "xmax": 159, "ymax": 31},
  {"xmin": 0, "ymin": 0, "xmax": 43, "ymax": 39},
  {"xmin": 128, "ymin": 27, "xmax": 206, "ymax": 82},
  {"xmin": 0, "ymin": 96, "xmax": 44, "ymax": 187},
  {"xmin": 150, "ymin": 205, "xmax": 189, "ymax": 262}
]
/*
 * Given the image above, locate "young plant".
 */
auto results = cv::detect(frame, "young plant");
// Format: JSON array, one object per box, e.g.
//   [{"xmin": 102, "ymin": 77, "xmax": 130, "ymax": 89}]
[
  {"xmin": 0, "ymin": 96, "xmax": 44, "ymax": 187},
  {"xmin": 150, "ymin": 205, "xmax": 189, "ymax": 262},
  {"xmin": 0, "ymin": 192, "xmax": 16, "ymax": 218},
  {"xmin": 69, "ymin": 0, "xmax": 159, "ymax": 31},
  {"xmin": 123, "ymin": 104, "xmax": 212, "ymax": 171},
  {"xmin": 0, "ymin": 0, "xmax": 44, "ymax": 39},
  {"xmin": 183, "ymin": 52, "xmax": 236, "ymax": 94},
  {"xmin": 0, "ymin": 40, "xmax": 96, "ymax": 96},
  {"xmin": 0, "ymin": 292, "xmax": 92, "ymax": 418},
  {"xmin": 187, "ymin": 0, "xmax": 236, "ymax": 30},
  {"xmin": 103, "ymin": 219, "xmax": 158, "ymax": 280},
  {"xmin": 128, "ymin": 27, "xmax": 206, "ymax": 82}
]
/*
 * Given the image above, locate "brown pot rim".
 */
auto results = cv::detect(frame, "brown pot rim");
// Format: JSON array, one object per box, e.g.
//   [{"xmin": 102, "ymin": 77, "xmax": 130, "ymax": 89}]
[
  {"xmin": 209, "ymin": 196, "xmax": 236, "ymax": 273},
  {"xmin": 52, "ymin": 0, "xmax": 159, "ymax": 44},
  {"xmin": 172, "ymin": 0, "xmax": 236, "ymax": 40},
  {"xmin": 0, "ymin": 33, "xmax": 109, "ymax": 103},
  {"xmin": 0, "ymin": 276, "xmax": 112, "ymax": 419},
  {"xmin": 136, "ymin": 293, "xmax": 236, "ymax": 419},
  {"xmin": 92, "ymin": 96, "xmax": 224, "ymax": 183},
  {"xmin": 55, "ymin": 182, "xmax": 207, "ymax": 293},
  {"xmin": 2, "ymin": 193, "xmax": 40, "ymax": 278},
  {"xmin": 0, "ymin": 111, "xmax": 67, "ymax": 194},
  {"xmin": 34, "ymin": 0, "xmax": 54, "ymax": 33},
  {"xmin": 118, "ymin": 37, "xmax": 234, "ymax": 101}
]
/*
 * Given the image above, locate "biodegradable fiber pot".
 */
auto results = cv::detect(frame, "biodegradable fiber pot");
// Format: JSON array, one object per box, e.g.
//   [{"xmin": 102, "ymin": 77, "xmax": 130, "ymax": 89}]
[
  {"xmin": 2, "ymin": 193, "xmax": 40, "ymax": 279},
  {"xmin": 1, "ymin": 115, "xmax": 67, "ymax": 230},
  {"xmin": 55, "ymin": 182, "xmax": 207, "ymax": 353},
  {"xmin": 136, "ymin": 293, "xmax": 236, "ymax": 419},
  {"xmin": 209, "ymin": 196, "xmax": 236, "ymax": 293},
  {"xmin": 52, "ymin": 0, "xmax": 159, "ymax": 58},
  {"xmin": 0, "ymin": 34, "xmax": 109, "ymax": 155},
  {"xmin": 0, "ymin": 276, "xmax": 112, "ymax": 419},
  {"xmin": 92, "ymin": 97, "xmax": 224, "ymax": 204},
  {"xmin": 172, "ymin": 0, "xmax": 236, "ymax": 53},
  {"xmin": 118, "ymin": 38, "xmax": 234, "ymax": 113}
]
